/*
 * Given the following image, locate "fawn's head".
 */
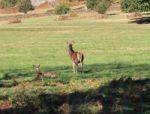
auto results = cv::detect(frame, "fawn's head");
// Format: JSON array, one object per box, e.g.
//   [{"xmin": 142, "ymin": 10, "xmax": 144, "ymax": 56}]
[{"xmin": 33, "ymin": 65, "xmax": 41, "ymax": 73}]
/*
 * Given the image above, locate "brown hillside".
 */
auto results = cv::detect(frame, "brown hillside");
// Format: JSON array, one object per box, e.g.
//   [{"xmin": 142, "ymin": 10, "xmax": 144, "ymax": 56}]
[
  {"xmin": 0, "ymin": 7, "xmax": 18, "ymax": 14},
  {"xmin": 35, "ymin": 1, "xmax": 51, "ymax": 10}
]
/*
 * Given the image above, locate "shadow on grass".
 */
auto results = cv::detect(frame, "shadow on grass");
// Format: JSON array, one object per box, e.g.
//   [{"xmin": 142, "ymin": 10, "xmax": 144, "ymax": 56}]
[
  {"xmin": 129, "ymin": 17, "xmax": 150, "ymax": 24},
  {"xmin": 0, "ymin": 77, "xmax": 149, "ymax": 114},
  {"xmin": 0, "ymin": 62, "xmax": 150, "ymax": 87}
]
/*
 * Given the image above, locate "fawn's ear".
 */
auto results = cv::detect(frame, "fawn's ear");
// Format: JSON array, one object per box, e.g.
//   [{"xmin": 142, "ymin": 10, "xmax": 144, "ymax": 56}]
[
  {"xmin": 37, "ymin": 64, "xmax": 40, "ymax": 68},
  {"xmin": 33, "ymin": 65, "xmax": 35, "ymax": 68}
]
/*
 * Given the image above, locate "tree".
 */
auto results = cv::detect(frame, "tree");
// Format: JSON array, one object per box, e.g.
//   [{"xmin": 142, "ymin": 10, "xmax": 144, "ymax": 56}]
[
  {"xmin": 86, "ymin": 0, "xmax": 112, "ymax": 14},
  {"xmin": 0, "ymin": 0, "xmax": 18, "ymax": 8},
  {"xmin": 18, "ymin": 0, "xmax": 34, "ymax": 14},
  {"xmin": 121, "ymin": 0, "xmax": 150, "ymax": 12}
]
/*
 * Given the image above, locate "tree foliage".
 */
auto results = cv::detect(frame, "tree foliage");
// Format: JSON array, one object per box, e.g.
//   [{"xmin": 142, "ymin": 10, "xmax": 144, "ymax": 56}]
[
  {"xmin": 86, "ymin": 0, "xmax": 112, "ymax": 14},
  {"xmin": 55, "ymin": 4, "xmax": 70, "ymax": 15},
  {"xmin": 18, "ymin": 0, "xmax": 34, "ymax": 14},
  {"xmin": 0, "ymin": 0, "xmax": 18, "ymax": 8},
  {"xmin": 121, "ymin": 0, "xmax": 150, "ymax": 12}
]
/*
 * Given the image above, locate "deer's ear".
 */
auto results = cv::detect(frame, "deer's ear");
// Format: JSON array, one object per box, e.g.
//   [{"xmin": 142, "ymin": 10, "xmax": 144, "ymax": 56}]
[
  {"xmin": 71, "ymin": 40, "xmax": 75, "ymax": 44},
  {"xmin": 67, "ymin": 41, "xmax": 71, "ymax": 44},
  {"xmin": 38, "ymin": 64, "xmax": 40, "ymax": 68},
  {"xmin": 33, "ymin": 65, "xmax": 35, "ymax": 68}
]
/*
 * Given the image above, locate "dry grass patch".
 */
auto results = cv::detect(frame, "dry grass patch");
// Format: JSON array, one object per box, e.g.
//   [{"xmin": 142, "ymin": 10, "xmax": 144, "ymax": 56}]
[
  {"xmin": 8, "ymin": 18, "xmax": 22, "ymax": 24},
  {"xmin": 126, "ymin": 13, "xmax": 142, "ymax": 20},
  {"xmin": 55, "ymin": 15, "xmax": 70, "ymax": 21},
  {"xmin": 68, "ymin": 11, "xmax": 78, "ymax": 17},
  {"xmin": 78, "ymin": 12, "xmax": 108, "ymax": 19}
]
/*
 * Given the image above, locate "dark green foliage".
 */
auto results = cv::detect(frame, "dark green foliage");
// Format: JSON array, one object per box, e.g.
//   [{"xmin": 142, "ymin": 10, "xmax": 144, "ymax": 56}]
[
  {"xmin": 18, "ymin": 0, "xmax": 34, "ymax": 14},
  {"xmin": 86, "ymin": 0, "xmax": 98, "ymax": 10},
  {"xmin": 55, "ymin": 4, "xmax": 70, "ymax": 15},
  {"xmin": 96, "ymin": 1, "xmax": 108, "ymax": 14},
  {"xmin": 11, "ymin": 89, "xmax": 42, "ymax": 110},
  {"xmin": 121, "ymin": 0, "xmax": 150, "ymax": 12},
  {"xmin": 86, "ymin": 0, "xmax": 112, "ymax": 14},
  {"xmin": 0, "ymin": 0, "xmax": 18, "ymax": 8}
]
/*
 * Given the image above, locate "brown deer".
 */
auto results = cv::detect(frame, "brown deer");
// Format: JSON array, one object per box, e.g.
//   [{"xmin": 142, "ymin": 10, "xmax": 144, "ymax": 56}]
[
  {"xmin": 67, "ymin": 42, "xmax": 84, "ymax": 73},
  {"xmin": 33, "ymin": 65, "xmax": 57, "ymax": 80}
]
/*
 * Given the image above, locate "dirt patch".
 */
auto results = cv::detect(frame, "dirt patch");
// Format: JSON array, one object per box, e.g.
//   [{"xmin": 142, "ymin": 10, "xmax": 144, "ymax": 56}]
[
  {"xmin": 79, "ymin": 12, "xmax": 107, "ymax": 19},
  {"xmin": 68, "ymin": 11, "xmax": 78, "ymax": 17},
  {"xmin": 0, "ymin": 7, "xmax": 18, "ymax": 14},
  {"xmin": 96, "ymin": 14, "xmax": 107, "ymax": 19},
  {"xmin": 35, "ymin": 1, "xmax": 52, "ymax": 10},
  {"xmin": 8, "ymin": 18, "xmax": 22, "ymax": 24},
  {"xmin": 55, "ymin": 15, "xmax": 70, "ymax": 21},
  {"xmin": 126, "ymin": 13, "xmax": 142, "ymax": 20}
]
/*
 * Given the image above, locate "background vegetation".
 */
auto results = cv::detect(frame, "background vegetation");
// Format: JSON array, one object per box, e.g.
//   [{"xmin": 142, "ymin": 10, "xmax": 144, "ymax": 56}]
[
  {"xmin": 55, "ymin": 4, "xmax": 70, "ymax": 15},
  {"xmin": 18, "ymin": 0, "xmax": 34, "ymax": 13},
  {"xmin": 0, "ymin": 0, "xmax": 18, "ymax": 8},
  {"xmin": 121, "ymin": 0, "xmax": 150, "ymax": 12}
]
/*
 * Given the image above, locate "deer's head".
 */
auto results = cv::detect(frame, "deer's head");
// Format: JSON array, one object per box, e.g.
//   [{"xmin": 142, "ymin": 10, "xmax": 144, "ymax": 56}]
[
  {"xmin": 33, "ymin": 65, "xmax": 41, "ymax": 73},
  {"xmin": 67, "ymin": 41, "xmax": 75, "ymax": 50}
]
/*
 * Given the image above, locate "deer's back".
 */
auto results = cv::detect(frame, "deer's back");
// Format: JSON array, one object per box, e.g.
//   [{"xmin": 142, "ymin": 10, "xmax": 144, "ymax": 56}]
[{"xmin": 43, "ymin": 72, "xmax": 57, "ymax": 78}]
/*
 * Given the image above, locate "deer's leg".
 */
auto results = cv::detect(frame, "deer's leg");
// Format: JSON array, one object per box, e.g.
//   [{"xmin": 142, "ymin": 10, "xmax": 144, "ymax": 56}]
[
  {"xmin": 76, "ymin": 63, "xmax": 78, "ymax": 73},
  {"xmin": 73, "ymin": 62, "xmax": 76, "ymax": 73},
  {"xmin": 81, "ymin": 62, "xmax": 84, "ymax": 73}
]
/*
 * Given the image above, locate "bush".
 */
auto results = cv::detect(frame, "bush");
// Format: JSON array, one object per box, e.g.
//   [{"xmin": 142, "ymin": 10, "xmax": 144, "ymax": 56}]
[
  {"xmin": 96, "ymin": 1, "xmax": 108, "ymax": 14},
  {"xmin": 86, "ymin": 0, "xmax": 98, "ymax": 10},
  {"xmin": 0, "ymin": 0, "xmax": 18, "ymax": 8},
  {"xmin": 86, "ymin": 0, "xmax": 112, "ymax": 14},
  {"xmin": 55, "ymin": 4, "xmax": 70, "ymax": 15},
  {"xmin": 18, "ymin": 0, "xmax": 34, "ymax": 14},
  {"xmin": 121, "ymin": 0, "xmax": 150, "ymax": 12}
]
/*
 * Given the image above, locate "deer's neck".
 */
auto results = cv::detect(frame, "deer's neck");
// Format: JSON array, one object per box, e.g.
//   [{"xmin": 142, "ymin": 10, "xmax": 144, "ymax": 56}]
[
  {"xmin": 68, "ymin": 46, "xmax": 74, "ymax": 57},
  {"xmin": 36, "ymin": 70, "xmax": 43, "ymax": 75}
]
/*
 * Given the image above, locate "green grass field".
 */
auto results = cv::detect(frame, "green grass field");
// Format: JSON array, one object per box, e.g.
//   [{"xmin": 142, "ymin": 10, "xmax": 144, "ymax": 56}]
[{"xmin": 0, "ymin": 13, "xmax": 150, "ymax": 113}]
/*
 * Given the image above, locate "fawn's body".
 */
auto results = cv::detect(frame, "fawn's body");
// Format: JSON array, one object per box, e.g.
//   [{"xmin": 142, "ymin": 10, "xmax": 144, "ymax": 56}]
[
  {"xmin": 33, "ymin": 65, "xmax": 57, "ymax": 80},
  {"xmin": 68, "ymin": 42, "xmax": 84, "ymax": 73}
]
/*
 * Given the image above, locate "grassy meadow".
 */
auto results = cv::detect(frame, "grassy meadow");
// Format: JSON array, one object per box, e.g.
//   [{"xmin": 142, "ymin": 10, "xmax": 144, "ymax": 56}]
[{"xmin": 0, "ymin": 13, "xmax": 150, "ymax": 113}]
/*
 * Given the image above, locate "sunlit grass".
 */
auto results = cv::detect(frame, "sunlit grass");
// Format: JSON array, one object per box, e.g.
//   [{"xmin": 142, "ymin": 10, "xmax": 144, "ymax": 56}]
[{"xmin": 0, "ymin": 14, "xmax": 150, "ymax": 102}]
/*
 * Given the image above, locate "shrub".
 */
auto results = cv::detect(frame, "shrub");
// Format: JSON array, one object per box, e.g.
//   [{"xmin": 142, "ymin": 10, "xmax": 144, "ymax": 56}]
[
  {"xmin": 121, "ymin": 0, "xmax": 150, "ymax": 12},
  {"xmin": 96, "ymin": 1, "xmax": 108, "ymax": 14},
  {"xmin": 86, "ymin": 0, "xmax": 112, "ymax": 14},
  {"xmin": 55, "ymin": 4, "xmax": 70, "ymax": 15},
  {"xmin": 86, "ymin": 0, "xmax": 98, "ymax": 10},
  {"xmin": 0, "ymin": 0, "xmax": 18, "ymax": 8},
  {"xmin": 18, "ymin": 0, "xmax": 34, "ymax": 14}
]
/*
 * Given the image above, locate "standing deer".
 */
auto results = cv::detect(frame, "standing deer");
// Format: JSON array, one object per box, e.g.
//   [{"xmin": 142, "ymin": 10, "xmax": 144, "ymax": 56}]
[
  {"xmin": 33, "ymin": 65, "xmax": 57, "ymax": 80},
  {"xmin": 67, "ymin": 42, "xmax": 84, "ymax": 73}
]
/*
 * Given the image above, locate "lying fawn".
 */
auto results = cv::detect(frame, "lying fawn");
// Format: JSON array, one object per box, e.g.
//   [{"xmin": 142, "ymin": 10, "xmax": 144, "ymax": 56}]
[
  {"xmin": 67, "ymin": 42, "xmax": 84, "ymax": 73},
  {"xmin": 33, "ymin": 65, "xmax": 57, "ymax": 80}
]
